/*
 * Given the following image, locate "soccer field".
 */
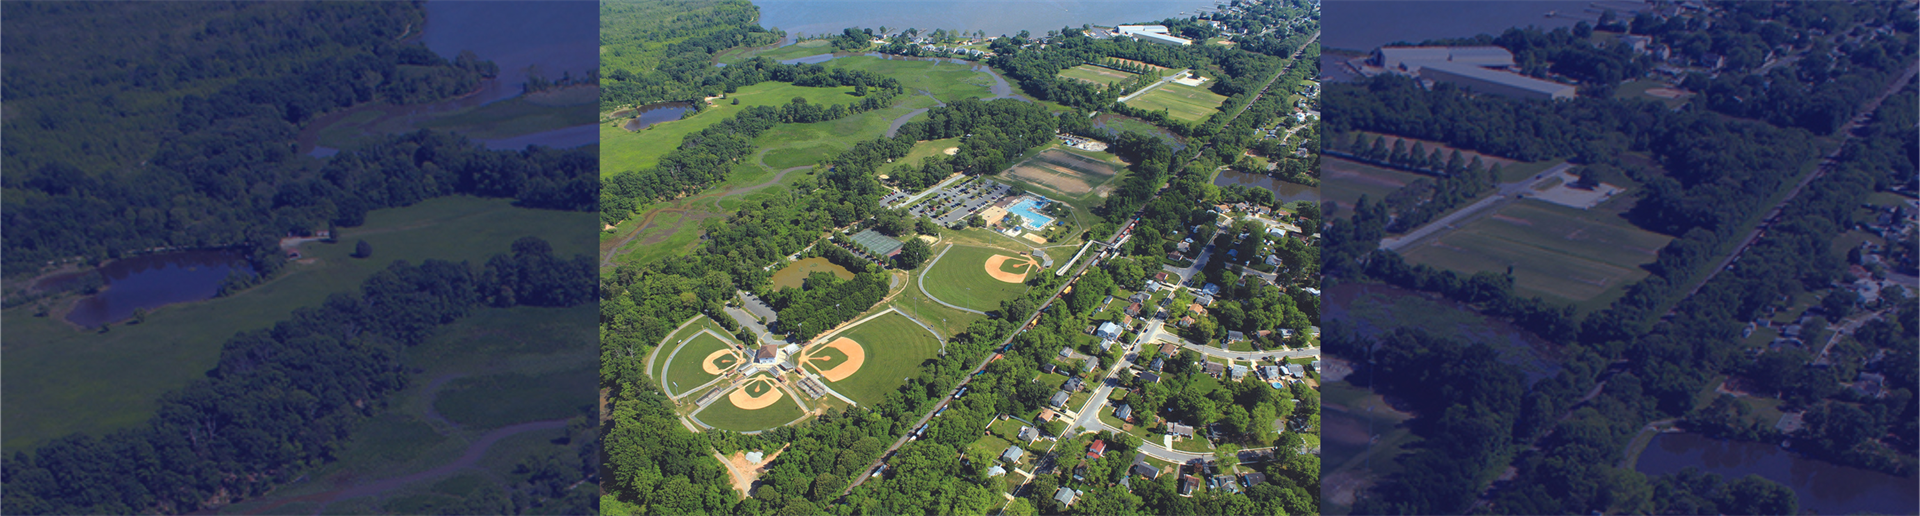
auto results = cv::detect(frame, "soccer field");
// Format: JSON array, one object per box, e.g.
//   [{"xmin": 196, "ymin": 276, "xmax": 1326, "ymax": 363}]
[
  {"xmin": 802, "ymin": 310, "xmax": 943, "ymax": 406},
  {"xmin": 1400, "ymin": 200, "xmax": 1673, "ymax": 312},
  {"xmin": 1124, "ymin": 83, "xmax": 1227, "ymax": 123},
  {"xmin": 922, "ymin": 244, "xmax": 1036, "ymax": 312}
]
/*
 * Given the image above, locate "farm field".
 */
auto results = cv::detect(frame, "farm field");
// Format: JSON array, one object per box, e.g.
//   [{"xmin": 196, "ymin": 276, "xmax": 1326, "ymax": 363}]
[
  {"xmin": 1320, "ymin": 156, "xmax": 1429, "ymax": 219},
  {"xmin": 601, "ymin": 81, "xmax": 860, "ymax": 177},
  {"xmin": 1399, "ymin": 198, "xmax": 1673, "ymax": 312},
  {"xmin": 1058, "ymin": 64, "xmax": 1137, "ymax": 86},
  {"xmin": 922, "ymin": 244, "xmax": 1039, "ymax": 312},
  {"xmin": 1124, "ymin": 82, "xmax": 1227, "ymax": 123},
  {"xmin": 1, "ymin": 197, "xmax": 593, "ymax": 452},
  {"xmin": 802, "ymin": 310, "xmax": 943, "ymax": 406}
]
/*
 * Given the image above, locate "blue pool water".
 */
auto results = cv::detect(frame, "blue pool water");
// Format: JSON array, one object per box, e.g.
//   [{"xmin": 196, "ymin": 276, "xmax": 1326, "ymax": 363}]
[{"xmin": 1006, "ymin": 198, "xmax": 1055, "ymax": 231}]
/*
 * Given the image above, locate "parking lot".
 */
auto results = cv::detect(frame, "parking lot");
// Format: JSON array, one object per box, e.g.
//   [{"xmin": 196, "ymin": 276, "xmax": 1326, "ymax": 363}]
[{"xmin": 906, "ymin": 178, "xmax": 1012, "ymax": 227}]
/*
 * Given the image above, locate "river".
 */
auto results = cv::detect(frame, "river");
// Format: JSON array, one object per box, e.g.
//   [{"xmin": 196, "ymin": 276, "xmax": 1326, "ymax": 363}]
[
  {"xmin": 1321, "ymin": 0, "xmax": 1586, "ymax": 51},
  {"xmin": 756, "ymin": 0, "xmax": 1226, "ymax": 40},
  {"xmin": 63, "ymin": 250, "xmax": 253, "ymax": 328},
  {"xmin": 1214, "ymin": 168, "xmax": 1316, "ymax": 203},
  {"xmin": 1635, "ymin": 432, "xmax": 1919, "ymax": 515}
]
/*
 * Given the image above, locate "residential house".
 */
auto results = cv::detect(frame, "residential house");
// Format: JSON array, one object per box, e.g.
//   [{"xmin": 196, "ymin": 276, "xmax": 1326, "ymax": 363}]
[
  {"xmin": 1064, "ymin": 377, "xmax": 1084, "ymax": 392},
  {"xmin": 1096, "ymin": 321, "xmax": 1123, "ymax": 340},
  {"xmin": 1001, "ymin": 445, "xmax": 1026, "ymax": 463},
  {"xmin": 1240, "ymin": 472, "xmax": 1268, "ymax": 487},
  {"xmin": 1226, "ymin": 331, "xmax": 1246, "ymax": 343},
  {"xmin": 1178, "ymin": 315, "xmax": 1196, "ymax": 328},
  {"xmin": 1114, "ymin": 404, "xmax": 1133, "ymax": 420},
  {"xmin": 1049, "ymin": 390, "xmax": 1070, "ymax": 408},
  {"xmin": 1179, "ymin": 475, "xmax": 1200, "ymax": 496},
  {"xmin": 1139, "ymin": 371, "xmax": 1163, "ymax": 384},
  {"xmin": 1054, "ymin": 488, "xmax": 1079, "ymax": 507},
  {"xmin": 1148, "ymin": 357, "xmax": 1166, "ymax": 371},
  {"xmin": 1132, "ymin": 462, "xmax": 1160, "ymax": 480},
  {"xmin": 1083, "ymin": 357, "xmax": 1100, "ymax": 373},
  {"xmin": 1284, "ymin": 364, "xmax": 1306, "ymax": 377},
  {"xmin": 1229, "ymin": 364, "xmax": 1249, "ymax": 380},
  {"xmin": 1170, "ymin": 422, "xmax": 1195, "ymax": 438},
  {"xmin": 1188, "ymin": 303, "xmax": 1209, "ymax": 316},
  {"xmin": 1126, "ymin": 302, "xmax": 1143, "ymax": 316},
  {"xmin": 1018, "ymin": 426, "xmax": 1039, "ymax": 442},
  {"xmin": 1087, "ymin": 440, "xmax": 1108, "ymax": 459},
  {"xmin": 1204, "ymin": 362, "xmax": 1226, "ymax": 376},
  {"xmin": 1042, "ymin": 363, "xmax": 1058, "ymax": 374}
]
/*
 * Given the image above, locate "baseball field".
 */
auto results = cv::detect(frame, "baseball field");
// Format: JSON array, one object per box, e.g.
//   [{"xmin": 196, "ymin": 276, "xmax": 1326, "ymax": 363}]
[
  {"xmin": 921, "ymin": 244, "xmax": 1037, "ymax": 312},
  {"xmin": 692, "ymin": 374, "xmax": 806, "ymax": 432},
  {"xmin": 799, "ymin": 310, "xmax": 943, "ymax": 406}
]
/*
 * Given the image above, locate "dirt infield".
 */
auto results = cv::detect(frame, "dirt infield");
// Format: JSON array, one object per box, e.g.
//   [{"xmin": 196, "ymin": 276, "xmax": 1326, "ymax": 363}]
[
  {"xmin": 984, "ymin": 254, "xmax": 1039, "ymax": 283},
  {"xmin": 1002, "ymin": 149, "xmax": 1118, "ymax": 196},
  {"xmin": 1023, "ymin": 233, "xmax": 1048, "ymax": 244},
  {"xmin": 702, "ymin": 349, "xmax": 743, "ymax": 375},
  {"xmin": 944, "ymin": 147, "xmax": 959, "ymax": 155},
  {"xmin": 804, "ymin": 338, "xmax": 867, "ymax": 382},
  {"xmin": 729, "ymin": 376, "xmax": 785, "ymax": 410},
  {"xmin": 1644, "ymin": 87, "xmax": 1687, "ymax": 99}
]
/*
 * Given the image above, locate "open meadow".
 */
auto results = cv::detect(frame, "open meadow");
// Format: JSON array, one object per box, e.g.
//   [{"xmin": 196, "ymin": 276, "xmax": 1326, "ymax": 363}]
[
  {"xmin": 1059, "ymin": 64, "xmax": 1137, "ymax": 86},
  {"xmin": 1, "ymin": 197, "xmax": 593, "ymax": 452},
  {"xmin": 1399, "ymin": 198, "xmax": 1673, "ymax": 312},
  {"xmin": 1124, "ymin": 82, "xmax": 1228, "ymax": 123}
]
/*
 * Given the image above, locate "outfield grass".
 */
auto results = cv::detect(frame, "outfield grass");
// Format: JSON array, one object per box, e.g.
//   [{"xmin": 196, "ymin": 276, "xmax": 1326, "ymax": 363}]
[
  {"xmin": 1124, "ymin": 82, "xmax": 1228, "ymax": 123},
  {"xmin": 693, "ymin": 382, "xmax": 805, "ymax": 432},
  {"xmin": 812, "ymin": 311, "xmax": 943, "ymax": 406},
  {"xmin": 1059, "ymin": 64, "xmax": 1137, "ymax": 86},
  {"xmin": 1, "ymin": 197, "xmax": 592, "ymax": 452},
  {"xmin": 923, "ymin": 244, "xmax": 1036, "ymax": 312},
  {"xmin": 432, "ymin": 366, "xmax": 597, "ymax": 429},
  {"xmin": 601, "ymin": 81, "xmax": 859, "ymax": 177},
  {"xmin": 662, "ymin": 332, "xmax": 740, "ymax": 395},
  {"xmin": 1400, "ymin": 199, "xmax": 1672, "ymax": 312},
  {"xmin": 650, "ymin": 315, "xmax": 731, "ymax": 377}
]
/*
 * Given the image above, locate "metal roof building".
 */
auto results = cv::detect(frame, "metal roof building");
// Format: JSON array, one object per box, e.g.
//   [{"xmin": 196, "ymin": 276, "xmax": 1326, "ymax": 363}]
[{"xmin": 1417, "ymin": 61, "xmax": 1576, "ymax": 101}]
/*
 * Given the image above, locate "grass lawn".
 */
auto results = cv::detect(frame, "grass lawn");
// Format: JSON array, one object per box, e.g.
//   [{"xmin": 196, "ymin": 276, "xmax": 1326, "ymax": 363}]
[
  {"xmin": 922, "ymin": 244, "xmax": 1036, "ymax": 312},
  {"xmin": 410, "ymin": 88, "xmax": 597, "ymax": 140},
  {"xmin": 1172, "ymin": 436, "xmax": 1213, "ymax": 453},
  {"xmin": 823, "ymin": 56, "xmax": 999, "ymax": 102},
  {"xmin": 1124, "ymin": 82, "xmax": 1228, "ymax": 123},
  {"xmin": 1036, "ymin": 373, "xmax": 1070, "ymax": 391},
  {"xmin": 662, "ymin": 331, "xmax": 742, "ymax": 395},
  {"xmin": 601, "ymin": 81, "xmax": 859, "ymax": 176},
  {"xmin": 970, "ymin": 435, "xmax": 1015, "ymax": 464},
  {"xmin": 432, "ymin": 366, "xmax": 597, "ymax": 429},
  {"xmin": 1, "ymin": 197, "xmax": 592, "ymax": 452},
  {"xmin": 1321, "ymin": 156, "xmax": 1429, "ymax": 219},
  {"xmin": 717, "ymin": 39, "xmax": 834, "ymax": 65},
  {"xmin": 1399, "ymin": 199, "xmax": 1672, "ymax": 312},
  {"xmin": 809, "ymin": 311, "xmax": 943, "ymax": 406},
  {"xmin": 988, "ymin": 417, "xmax": 1028, "ymax": 442},
  {"xmin": 1059, "ymin": 64, "xmax": 1137, "ymax": 87},
  {"xmin": 693, "ymin": 383, "xmax": 806, "ymax": 433},
  {"xmin": 884, "ymin": 137, "xmax": 964, "ymax": 179}
]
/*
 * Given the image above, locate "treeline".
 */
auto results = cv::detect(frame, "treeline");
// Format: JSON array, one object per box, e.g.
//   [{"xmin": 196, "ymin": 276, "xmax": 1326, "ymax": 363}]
[
  {"xmin": 0, "ymin": 238, "xmax": 594, "ymax": 514},
  {"xmin": 760, "ymin": 270, "xmax": 890, "ymax": 339},
  {"xmin": 1212, "ymin": 0, "xmax": 1320, "ymax": 59},
  {"xmin": 1326, "ymin": 134, "xmax": 1503, "ymax": 234},
  {"xmin": 599, "ymin": 60, "xmax": 905, "ymax": 223},
  {"xmin": 599, "ymin": 0, "xmax": 781, "ymax": 109}
]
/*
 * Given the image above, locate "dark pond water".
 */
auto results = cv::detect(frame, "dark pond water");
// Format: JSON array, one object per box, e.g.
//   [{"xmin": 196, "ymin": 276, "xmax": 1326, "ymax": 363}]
[
  {"xmin": 756, "ymin": 0, "xmax": 1223, "ymax": 40},
  {"xmin": 1636, "ymin": 432, "xmax": 1919, "ymax": 515},
  {"xmin": 623, "ymin": 102, "xmax": 695, "ymax": 131},
  {"xmin": 1324, "ymin": 282, "xmax": 1562, "ymax": 385},
  {"xmin": 64, "ymin": 250, "xmax": 254, "ymax": 328},
  {"xmin": 1214, "ymin": 168, "xmax": 1317, "ymax": 203},
  {"xmin": 421, "ymin": 1, "xmax": 598, "ymax": 106},
  {"xmin": 1322, "ymin": 0, "xmax": 1585, "ymax": 52}
]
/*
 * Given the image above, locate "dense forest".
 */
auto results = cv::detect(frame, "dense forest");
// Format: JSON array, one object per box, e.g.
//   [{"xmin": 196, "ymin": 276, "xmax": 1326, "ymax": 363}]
[
  {"xmin": 0, "ymin": 238, "xmax": 597, "ymax": 514},
  {"xmin": 0, "ymin": 1, "xmax": 607, "ymax": 277}
]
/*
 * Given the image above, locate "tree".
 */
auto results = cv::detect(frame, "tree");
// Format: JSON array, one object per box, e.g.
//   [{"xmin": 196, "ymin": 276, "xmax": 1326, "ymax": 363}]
[
  {"xmin": 897, "ymin": 238, "xmax": 933, "ymax": 269},
  {"xmin": 130, "ymin": 308, "xmax": 148, "ymax": 325},
  {"xmin": 352, "ymin": 239, "xmax": 373, "ymax": 258}
]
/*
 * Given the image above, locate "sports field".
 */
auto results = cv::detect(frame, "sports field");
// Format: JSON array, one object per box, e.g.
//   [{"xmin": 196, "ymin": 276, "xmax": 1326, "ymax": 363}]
[
  {"xmin": 692, "ymin": 375, "xmax": 806, "ymax": 432},
  {"xmin": 1124, "ymin": 82, "xmax": 1227, "ymax": 123},
  {"xmin": 801, "ymin": 310, "xmax": 943, "ymax": 406},
  {"xmin": 1059, "ymin": 64, "xmax": 1137, "ymax": 86},
  {"xmin": 1320, "ymin": 156, "xmax": 1429, "ymax": 219},
  {"xmin": 1001, "ymin": 149, "xmax": 1121, "ymax": 197},
  {"xmin": 663, "ymin": 332, "xmax": 743, "ymax": 396},
  {"xmin": 1399, "ymin": 199, "xmax": 1673, "ymax": 311},
  {"xmin": 922, "ymin": 244, "xmax": 1037, "ymax": 312}
]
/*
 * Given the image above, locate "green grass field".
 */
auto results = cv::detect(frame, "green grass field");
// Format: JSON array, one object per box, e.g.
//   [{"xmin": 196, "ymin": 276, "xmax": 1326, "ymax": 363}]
[
  {"xmin": 662, "ymin": 332, "xmax": 740, "ymax": 395},
  {"xmin": 1, "ymin": 197, "xmax": 593, "ymax": 452},
  {"xmin": 432, "ymin": 366, "xmax": 597, "ymax": 429},
  {"xmin": 1059, "ymin": 64, "xmax": 1137, "ymax": 86},
  {"xmin": 1124, "ymin": 82, "xmax": 1228, "ymax": 123},
  {"xmin": 649, "ymin": 315, "xmax": 731, "ymax": 376},
  {"xmin": 716, "ymin": 39, "xmax": 834, "ymax": 65},
  {"xmin": 810, "ymin": 311, "xmax": 943, "ymax": 406},
  {"xmin": 1400, "ymin": 199, "xmax": 1673, "ymax": 312},
  {"xmin": 601, "ymin": 81, "xmax": 860, "ymax": 177},
  {"xmin": 922, "ymin": 244, "xmax": 1037, "ymax": 312},
  {"xmin": 885, "ymin": 137, "xmax": 965, "ymax": 178},
  {"xmin": 1321, "ymin": 156, "xmax": 1429, "ymax": 219},
  {"xmin": 692, "ymin": 379, "xmax": 805, "ymax": 433},
  {"xmin": 822, "ymin": 56, "xmax": 999, "ymax": 102}
]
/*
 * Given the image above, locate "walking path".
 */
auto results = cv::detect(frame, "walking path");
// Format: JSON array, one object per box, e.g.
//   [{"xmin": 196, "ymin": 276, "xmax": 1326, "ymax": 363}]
[
  {"xmin": 917, "ymin": 244, "xmax": 990, "ymax": 315},
  {"xmin": 1116, "ymin": 68, "xmax": 1190, "ymax": 103}
]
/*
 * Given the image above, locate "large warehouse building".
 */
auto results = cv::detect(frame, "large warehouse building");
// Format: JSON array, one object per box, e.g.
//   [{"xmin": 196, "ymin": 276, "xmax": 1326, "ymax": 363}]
[
  {"xmin": 1367, "ymin": 45, "xmax": 1574, "ymax": 101},
  {"xmin": 1116, "ymin": 24, "xmax": 1190, "ymax": 46}
]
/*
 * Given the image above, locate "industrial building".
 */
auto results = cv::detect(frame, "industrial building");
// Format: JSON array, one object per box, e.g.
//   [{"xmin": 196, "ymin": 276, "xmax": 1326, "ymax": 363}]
[
  {"xmin": 1367, "ymin": 45, "xmax": 1574, "ymax": 101},
  {"xmin": 1116, "ymin": 24, "xmax": 1189, "ymax": 46},
  {"xmin": 1369, "ymin": 46, "xmax": 1515, "ymax": 72}
]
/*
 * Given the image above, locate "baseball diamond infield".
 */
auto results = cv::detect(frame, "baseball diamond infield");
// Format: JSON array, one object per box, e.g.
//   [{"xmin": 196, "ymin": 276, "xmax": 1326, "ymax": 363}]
[
  {"xmin": 801, "ymin": 310, "xmax": 942, "ymax": 406},
  {"xmin": 922, "ymin": 244, "xmax": 1034, "ymax": 312},
  {"xmin": 662, "ymin": 330, "xmax": 742, "ymax": 397}
]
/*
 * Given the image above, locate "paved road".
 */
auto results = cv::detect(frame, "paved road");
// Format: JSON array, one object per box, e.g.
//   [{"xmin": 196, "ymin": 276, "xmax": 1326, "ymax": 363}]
[
  {"xmin": 1161, "ymin": 246, "xmax": 1212, "ymax": 283},
  {"xmin": 1379, "ymin": 161, "xmax": 1574, "ymax": 252},
  {"xmin": 722, "ymin": 305, "xmax": 785, "ymax": 347}
]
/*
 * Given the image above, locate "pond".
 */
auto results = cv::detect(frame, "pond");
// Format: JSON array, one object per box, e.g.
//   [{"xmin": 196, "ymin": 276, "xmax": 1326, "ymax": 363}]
[
  {"xmin": 1213, "ymin": 168, "xmax": 1317, "ymax": 203},
  {"xmin": 64, "ymin": 250, "xmax": 254, "ymax": 328},
  {"xmin": 1635, "ymin": 432, "xmax": 1919, "ymax": 515},
  {"xmin": 770, "ymin": 257, "xmax": 854, "ymax": 290},
  {"xmin": 622, "ymin": 102, "xmax": 695, "ymax": 131}
]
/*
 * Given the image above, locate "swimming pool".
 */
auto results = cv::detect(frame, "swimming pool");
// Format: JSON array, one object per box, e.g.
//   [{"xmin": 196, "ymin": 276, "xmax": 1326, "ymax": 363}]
[{"xmin": 1006, "ymin": 198, "xmax": 1055, "ymax": 231}]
